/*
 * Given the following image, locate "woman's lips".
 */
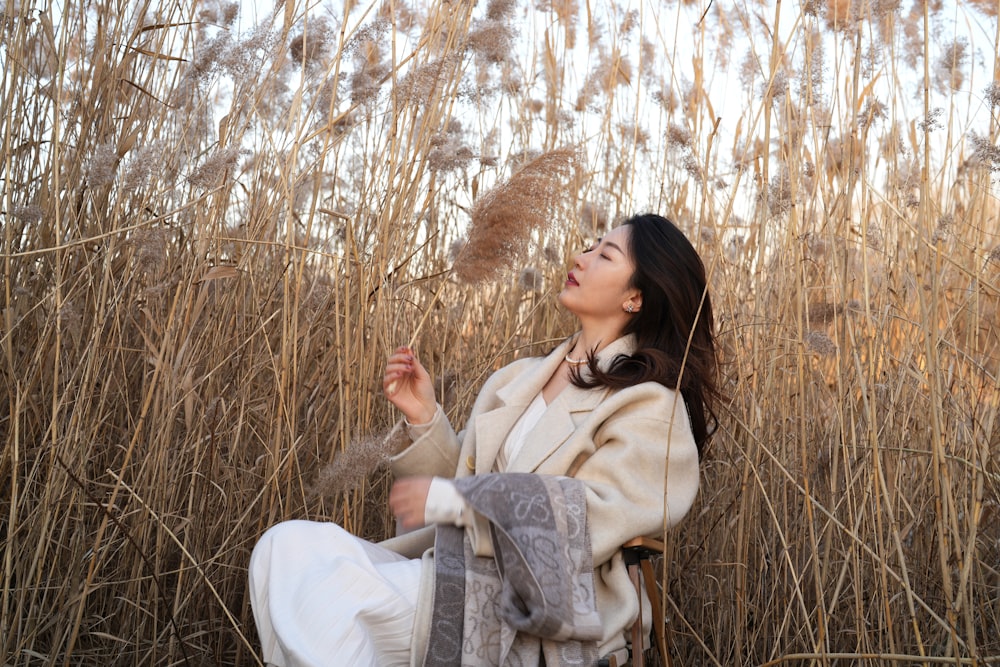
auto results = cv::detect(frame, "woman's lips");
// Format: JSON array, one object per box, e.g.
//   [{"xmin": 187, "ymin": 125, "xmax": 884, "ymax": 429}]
[{"xmin": 565, "ymin": 272, "xmax": 579, "ymax": 286}]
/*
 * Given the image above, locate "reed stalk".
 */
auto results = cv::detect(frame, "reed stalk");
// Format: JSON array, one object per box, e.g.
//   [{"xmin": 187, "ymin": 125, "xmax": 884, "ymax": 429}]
[{"xmin": 1, "ymin": 0, "xmax": 997, "ymax": 665}]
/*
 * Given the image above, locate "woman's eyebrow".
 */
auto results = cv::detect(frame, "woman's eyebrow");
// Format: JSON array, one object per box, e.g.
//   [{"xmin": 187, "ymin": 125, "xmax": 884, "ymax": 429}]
[{"xmin": 602, "ymin": 240, "xmax": 625, "ymax": 255}]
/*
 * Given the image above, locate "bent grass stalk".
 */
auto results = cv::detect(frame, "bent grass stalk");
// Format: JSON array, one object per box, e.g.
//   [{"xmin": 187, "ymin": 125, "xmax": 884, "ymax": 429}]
[{"xmin": 385, "ymin": 146, "xmax": 578, "ymax": 395}]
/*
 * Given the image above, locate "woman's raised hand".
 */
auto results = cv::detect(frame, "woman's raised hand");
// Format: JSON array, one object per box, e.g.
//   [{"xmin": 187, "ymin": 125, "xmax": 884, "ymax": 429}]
[{"xmin": 383, "ymin": 346, "xmax": 437, "ymax": 425}]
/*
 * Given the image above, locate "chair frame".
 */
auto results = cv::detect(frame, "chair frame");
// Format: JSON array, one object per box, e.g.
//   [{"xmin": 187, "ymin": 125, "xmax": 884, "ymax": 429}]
[{"xmin": 599, "ymin": 537, "xmax": 672, "ymax": 667}]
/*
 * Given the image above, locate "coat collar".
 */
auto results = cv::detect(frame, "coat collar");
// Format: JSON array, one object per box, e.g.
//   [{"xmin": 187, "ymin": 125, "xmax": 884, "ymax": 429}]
[
  {"xmin": 473, "ymin": 333, "xmax": 637, "ymax": 474},
  {"xmin": 493, "ymin": 333, "xmax": 637, "ymax": 409}
]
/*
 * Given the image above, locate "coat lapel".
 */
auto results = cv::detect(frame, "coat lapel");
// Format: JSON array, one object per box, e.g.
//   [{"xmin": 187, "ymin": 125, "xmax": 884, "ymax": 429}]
[
  {"xmin": 472, "ymin": 337, "xmax": 575, "ymax": 474},
  {"xmin": 494, "ymin": 334, "xmax": 638, "ymax": 474}
]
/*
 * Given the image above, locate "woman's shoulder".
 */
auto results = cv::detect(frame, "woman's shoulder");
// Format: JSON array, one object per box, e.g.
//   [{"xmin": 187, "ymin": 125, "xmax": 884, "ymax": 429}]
[
  {"xmin": 478, "ymin": 353, "xmax": 545, "ymax": 390},
  {"xmin": 599, "ymin": 380, "xmax": 689, "ymax": 422}
]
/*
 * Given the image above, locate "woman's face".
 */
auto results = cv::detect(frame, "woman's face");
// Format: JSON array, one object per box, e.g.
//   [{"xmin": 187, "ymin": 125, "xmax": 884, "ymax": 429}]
[{"xmin": 557, "ymin": 224, "xmax": 642, "ymax": 323}]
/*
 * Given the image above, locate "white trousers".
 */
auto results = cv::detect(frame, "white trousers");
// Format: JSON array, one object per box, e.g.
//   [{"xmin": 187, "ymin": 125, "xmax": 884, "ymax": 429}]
[{"xmin": 248, "ymin": 520, "xmax": 423, "ymax": 667}]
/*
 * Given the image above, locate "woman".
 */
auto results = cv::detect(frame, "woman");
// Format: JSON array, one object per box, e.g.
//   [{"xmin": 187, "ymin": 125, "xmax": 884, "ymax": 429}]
[{"xmin": 249, "ymin": 213, "xmax": 719, "ymax": 666}]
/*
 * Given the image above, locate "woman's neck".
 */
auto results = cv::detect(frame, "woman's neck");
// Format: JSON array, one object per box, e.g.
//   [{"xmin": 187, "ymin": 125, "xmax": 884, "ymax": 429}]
[{"xmin": 569, "ymin": 325, "xmax": 626, "ymax": 360}]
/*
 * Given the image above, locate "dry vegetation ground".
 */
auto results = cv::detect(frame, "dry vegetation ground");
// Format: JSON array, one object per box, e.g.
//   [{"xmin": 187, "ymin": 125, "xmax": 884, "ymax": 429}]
[{"xmin": 1, "ymin": 0, "xmax": 999, "ymax": 665}]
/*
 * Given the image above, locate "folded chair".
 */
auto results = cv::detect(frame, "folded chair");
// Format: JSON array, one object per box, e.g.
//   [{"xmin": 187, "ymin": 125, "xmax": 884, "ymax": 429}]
[{"xmin": 598, "ymin": 537, "xmax": 672, "ymax": 667}]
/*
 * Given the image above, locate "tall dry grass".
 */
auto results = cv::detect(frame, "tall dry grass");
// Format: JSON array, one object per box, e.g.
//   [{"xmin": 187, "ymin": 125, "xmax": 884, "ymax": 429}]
[{"xmin": 1, "ymin": 0, "xmax": 998, "ymax": 665}]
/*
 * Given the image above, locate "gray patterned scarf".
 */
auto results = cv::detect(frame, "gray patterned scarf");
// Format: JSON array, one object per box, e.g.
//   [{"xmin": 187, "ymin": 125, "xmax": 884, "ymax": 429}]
[{"xmin": 423, "ymin": 473, "xmax": 603, "ymax": 666}]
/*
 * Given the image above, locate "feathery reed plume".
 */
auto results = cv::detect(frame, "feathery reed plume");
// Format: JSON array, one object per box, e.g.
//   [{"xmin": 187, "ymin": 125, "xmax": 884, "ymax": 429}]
[
  {"xmin": 187, "ymin": 146, "xmax": 243, "ymax": 188},
  {"xmin": 427, "ymin": 120, "xmax": 474, "ymax": 172},
  {"xmin": 10, "ymin": 204, "xmax": 43, "ymax": 224},
  {"xmin": 517, "ymin": 266, "xmax": 544, "ymax": 293},
  {"xmin": 986, "ymin": 81, "xmax": 1000, "ymax": 107},
  {"xmin": 308, "ymin": 428, "xmax": 409, "ymax": 499},
  {"xmin": 396, "ymin": 54, "xmax": 462, "ymax": 105},
  {"xmin": 988, "ymin": 246, "xmax": 1000, "ymax": 267},
  {"xmin": 578, "ymin": 201, "xmax": 607, "ymax": 238},
  {"xmin": 466, "ymin": 18, "xmax": 513, "ymax": 64},
  {"xmin": 289, "ymin": 18, "xmax": 335, "ymax": 70},
  {"xmin": 86, "ymin": 143, "xmax": 119, "ymax": 188},
  {"xmin": 386, "ymin": 147, "xmax": 578, "ymax": 396},
  {"xmin": 969, "ymin": 133, "xmax": 1000, "ymax": 172},
  {"xmin": 804, "ymin": 330, "xmax": 838, "ymax": 356},
  {"xmin": 934, "ymin": 38, "xmax": 968, "ymax": 92},
  {"xmin": 455, "ymin": 146, "xmax": 579, "ymax": 285}
]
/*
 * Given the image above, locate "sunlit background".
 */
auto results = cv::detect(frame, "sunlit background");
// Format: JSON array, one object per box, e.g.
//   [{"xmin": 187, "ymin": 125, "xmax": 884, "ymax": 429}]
[{"xmin": 1, "ymin": 0, "xmax": 998, "ymax": 664}]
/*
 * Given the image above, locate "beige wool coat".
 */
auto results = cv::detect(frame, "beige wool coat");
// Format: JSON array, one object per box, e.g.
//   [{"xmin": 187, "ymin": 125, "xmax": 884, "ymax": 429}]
[{"xmin": 380, "ymin": 334, "xmax": 701, "ymax": 662}]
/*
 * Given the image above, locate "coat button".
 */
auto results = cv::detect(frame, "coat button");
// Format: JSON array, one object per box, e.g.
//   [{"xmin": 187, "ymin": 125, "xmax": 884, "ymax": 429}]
[{"xmin": 466, "ymin": 456, "xmax": 476, "ymax": 471}]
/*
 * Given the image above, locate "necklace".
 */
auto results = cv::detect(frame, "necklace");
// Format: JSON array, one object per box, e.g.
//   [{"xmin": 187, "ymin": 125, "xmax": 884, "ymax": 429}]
[{"xmin": 564, "ymin": 354, "xmax": 587, "ymax": 365}]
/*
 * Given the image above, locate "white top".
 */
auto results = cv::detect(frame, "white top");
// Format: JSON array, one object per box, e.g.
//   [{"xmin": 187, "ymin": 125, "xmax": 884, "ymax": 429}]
[{"xmin": 416, "ymin": 394, "xmax": 548, "ymax": 526}]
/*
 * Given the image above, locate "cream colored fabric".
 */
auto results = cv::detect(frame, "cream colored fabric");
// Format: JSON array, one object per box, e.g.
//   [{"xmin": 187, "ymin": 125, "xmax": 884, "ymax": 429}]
[
  {"xmin": 423, "ymin": 392, "xmax": 547, "ymax": 523},
  {"xmin": 249, "ymin": 521, "xmax": 423, "ymax": 667},
  {"xmin": 383, "ymin": 333, "xmax": 701, "ymax": 659}
]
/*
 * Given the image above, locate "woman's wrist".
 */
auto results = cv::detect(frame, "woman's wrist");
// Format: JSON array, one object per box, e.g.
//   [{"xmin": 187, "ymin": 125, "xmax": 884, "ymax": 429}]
[
  {"xmin": 404, "ymin": 404, "xmax": 437, "ymax": 426},
  {"xmin": 404, "ymin": 403, "xmax": 440, "ymax": 430}
]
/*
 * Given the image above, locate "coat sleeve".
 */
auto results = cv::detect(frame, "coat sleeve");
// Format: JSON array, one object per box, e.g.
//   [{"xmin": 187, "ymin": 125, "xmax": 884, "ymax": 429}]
[
  {"xmin": 388, "ymin": 405, "xmax": 462, "ymax": 479},
  {"xmin": 387, "ymin": 357, "xmax": 532, "ymax": 479},
  {"xmin": 572, "ymin": 387, "xmax": 700, "ymax": 567}
]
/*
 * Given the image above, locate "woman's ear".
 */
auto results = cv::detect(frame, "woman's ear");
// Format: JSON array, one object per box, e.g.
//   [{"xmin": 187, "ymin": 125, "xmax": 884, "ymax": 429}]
[{"xmin": 630, "ymin": 292, "xmax": 643, "ymax": 311}]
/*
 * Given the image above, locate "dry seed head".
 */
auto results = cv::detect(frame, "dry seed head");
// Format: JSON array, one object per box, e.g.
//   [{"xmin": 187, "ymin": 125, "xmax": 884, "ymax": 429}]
[
  {"xmin": 667, "ymin": 123, "xmax": 692, "ymax": 150},
  {"xmin": 807, "ymin": 301, "xmax": 839, "ymax": 325},
  {"xmin": 290, "ymin": 19, "xmax": 335, "ymax": 69},
  {"xmin": 618, "ymin": 123, "xmax": 650, "ymax": 150},
  {"xmin": 857, "ymin": 98, "xmax": 887, "ymax": 130},
  {"xmin": 932, "ymin": 214, "xmax": 954, "ymax": 243},
  {"xmin": 350, "ymin": 57, "xmax": 390, "ymax": 106},
  {"xmin": 486, "ymin": 0, "xmax": 518, "ymax": 21},
  {"xmin": 578, "ymin": 201, "xmax": 607, "ymax": 238},
  {"xmin": 825, "ymin": 0, "xmax": 861, "ymax": 31},
  {"xmin": 803, "ymin": 0, "xmax": 825, "ymax": 17},
  {"xmin": 764, "ymin": 169, "xmax": 793, "ymax": 217},
  {"xmin": 131, "ymin": 227, "xmax": 171, "ymax": 276},
  {"xmin": 653, "ymin": 88, "xmax": 678, "ymax": 113},
  {"xmin": 619, "ymin": 9, "xmax": 639, "ymax": 36},
  {"xmin": 308, "ymin": 428, "xmax": 407, "ymax": 498},
  {"xmin": 934, "ymin": 38, "xmax": 968, "ymax": 92},
  {"xmin": 543, "ymin": 244, "xmax": 560, "ymax": 264},
  {"xmin": 798, "ymin": 30, "xmax": 825, "ymax": 108},
  {"xmin": 187, "ymin": 146, "xmax": 243, "ymax": 188},
  {"xmin": 122, "ymin": 143, "xmax": 166, "ymax": 192},
  {"xmin": 965, "ymin": 0, "xmax": 997, "ymax": 15},
  {"xmin": 766, "ymin": 70, "xmax": 788, "ymax": 102},
  {"xmin": 866, "ymin": 224, "xmax": 884, "ymax": 251},
  {"xmin": 518, "ymin": 266, "xmax": 545, "ymax": 293},
  {"xmin": 188, "ymin": 31, "xmax": 232, "ymax": 82},
  {"xmin": 987, "ymin": 246, "xmax": 1000, "ymax": 267},
  {"xmin": 985, "ymin": 81, "xmax": 1000, "ymax": 107},
  {"xmin": 427, "ymin": 143, "xmax": 475, "ymax": 172},
  {"xmin": 456, "ymin": 147, "xmax": 578, "ymax": 286},
  {"xmin": 682, "ymin": 153, "xmax": 703, "ymax": 182},
  {"xmin": 86, "ymin": 143, "xmax": 118, "ymax": 188},
  {"xmin": 396, "ymin": 54, "xmax": 461, "ymax": 105},
  {"xmin": 968, "ymin": 133, "xmax": 1000, "ymax": 172},
  {"xmin": 198, "ymin": 0, "xmax": 239, "ymax": 28},
  {"xmin": 739, "ymin": 50, "xmax": 760, "ymax": 95},
  {"xmin": 466, "ymin": 18, "xmax": 513, "ymax": 64},
  {"xmin": 805, "ymin": 330, "xmax": 837, "ymax": 356},
  {"xmin": 345, "ymin": 17, "xmax": 389, "ymax": 58},
  {"xmin": 900, "ymin": 5, "xmax": 924, "ymax": 68},
  {"xmin": 448, "ymin": 237, "xmax": 466, "ymax": 264},
  {"xmin": 378, "ymin": 0, "xmax": 419, "ymax": 31},
  {"xmin": 639, "ymin": 38, "xmax": 657, "ymax": 81},
  {"xmin": 10, "ymin": 204, "xmax": 43, "ymax": 224}
]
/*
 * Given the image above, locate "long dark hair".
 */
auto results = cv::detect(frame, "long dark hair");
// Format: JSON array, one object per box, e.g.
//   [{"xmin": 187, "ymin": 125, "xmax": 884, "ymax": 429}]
[{"xmin": 571, "ymin": 213, "xmax": 720, "ymax": 454}]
